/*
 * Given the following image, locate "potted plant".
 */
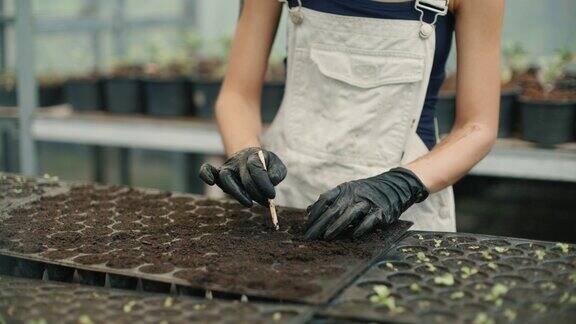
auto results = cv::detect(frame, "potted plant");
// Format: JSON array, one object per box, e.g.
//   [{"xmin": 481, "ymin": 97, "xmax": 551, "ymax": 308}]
[
  {"xmin": 142, "ymin": 42, "xmax": 192, "ymax": 117},
  {"xmin": 0, "ymin": 71, "xmax": 17, "ymax": 107},
  {"xmin": 104, "ymin": 59, "xmax": 145, "ymax": 115},
  {"xmin": 499, "ymin": 43, "xmax": 529, "ymax": 138},
  {"xmin": 37, "ymin": 71, "xmax": 65, "ymax": 107},
  {"xmin": 519, "ymin": 50, "xmax": 576, "ymax": 145},
  {"xmin": 63, "ymin": 49, "xmax": 103, "ymax": 112},
  {"xmin": 191, "ymin": 35, "xmax": 230, "ymax": 119},
  {"xmin": 435, "ymin": 72, "xmax": 457, "ymax": 135},
  {"xmin": 261, "ymin": 56, "xmax": 286, "ymax": 123}
]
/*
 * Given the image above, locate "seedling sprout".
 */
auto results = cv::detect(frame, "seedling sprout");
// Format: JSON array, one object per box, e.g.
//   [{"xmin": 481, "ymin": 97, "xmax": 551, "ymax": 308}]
[
  {"xmin": 460, "ymin": 266, "xmax": 479, "ymax": 279},
  {"xmin": 555, "ymin": 243, "xmax": 570, "ymax": 254},
  {"xmin": 369, "ymin": 285, "xmax": 405, "ymax": 315},
  {"xmin": 433, "ymin": 273, "xmax": 454, "ymax": 286}
]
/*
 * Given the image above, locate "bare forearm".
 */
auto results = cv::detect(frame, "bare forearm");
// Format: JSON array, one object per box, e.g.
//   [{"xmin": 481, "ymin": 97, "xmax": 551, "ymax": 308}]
[
  {"xmin": 406, "ymin": 123, "xmax": 496, "ymax": 193},
  {"xmin": 216, "ymin": 92, "xmax": 262, "ymax": 156}
]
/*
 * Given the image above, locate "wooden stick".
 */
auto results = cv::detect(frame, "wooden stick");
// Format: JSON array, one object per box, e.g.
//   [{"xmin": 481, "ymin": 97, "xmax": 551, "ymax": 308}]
[{"xmin": 257, "ymin": 150, "xmax": 279, "ymax": 230}]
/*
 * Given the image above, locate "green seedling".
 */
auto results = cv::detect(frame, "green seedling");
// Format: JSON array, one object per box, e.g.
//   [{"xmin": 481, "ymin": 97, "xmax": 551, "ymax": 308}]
[
  {"xmin": 164, "ymin": 297, "xmax": 174, "ymax": 308},
  {"xmin": 415, "ymin": 234, "xmax": 424, "ymax": 240},
  {"xmin": 424, "ymin": 262, "xmax": 436, "ymax": 273},
  {"xmin": 78, "ymin": 315, "xmax": 94, "ymax": 324},
  {"xmin": 460, "ymin": 266, "xmax": 479, "ymax": 279},
  {"xmin": 468, "ymin": 245, "xmax": 481, "ymax": 250},
  {"xmin": 539, "ymin": 282, "xmax": 557, "ymax": 290},
  {"xmin": 385, "ymin": 262, "xmax": 397, "ymax": 271},
  {"xmin": 434, "ymin": 273, "xmax": 454, "ymax": 286},
  {"xmin": 531, "ymin": 303, "xmax": 547, "ymax": 314},
  {"xmin": 369, "ymin": 285, "xmax": 405, "ymax": 315},
  {"xmin": 472, "ymin": 312, "xmax": 494, "ymax": 324},
  {"xmin": 0, "ymin": 71, "xmax": 16, "ymax": 91},
  {"xmin": 433, "ymin": 239, "xmax": 442, "ymax": 248},
  {"xmin": 484, "ymin": 283, "xmax": 508, "ymax": 307},
  {"xmin": 534, "ymin": 250, "xmax": 546, "ymax": 261},
  {"xmin": 503, "ymin": 308, "xmax": 517, "ymax": 322},
  {"xmin": 272, "ymin": 312, "xmax": 283, "ymax": 321},
  {"xmin": 487, "ymin": 262, "xmax": 498, "ymax": 270},
  {"xmin": 193, "ymin": 304, "xmax": 207, "ymax": 311},
  {"xmin": 502, "ymin": 42, "xmax": 529, "ymax": 84},
  {"xmin": 439, "ymin": 251, "xmax": 451, "ymax": 257},
  {"xmin": 559, "ymin": 293, "xmax": 576, "ymax": 304},
  {"xmin": 123, "ymin": 300, "xmax": 137, "ymax": 313},
  {"xmin": 416, "ymin": 252, "xmax": 430, "ymax": 263},
  {"xmin": 536, "ymin": 48, "xmax": 574, "ymax": 97},
  {"xmin": 26, "ymin": 319, "xmax": 48, "ymax": 324},
  {"xmin": 569, "ymin": 273, "xmax": 576, "ymax": 284},
  {"xmin": 494, "ymin": 247, "xmax": 509, "ymax": 253},
  {"xmin": 555, "ymin": 243, "xmax": 570, "ymax": 254},
  {"xmin": 480, "ymin": 250, "xmax": 493, "ymax": 260},
  {"xmin": 450, "ymin": 291, "xmax": 465, "ymax": 300},
  {"xmin": 410, "ymin": 283, "xmax": 421, "ymax": 293}
]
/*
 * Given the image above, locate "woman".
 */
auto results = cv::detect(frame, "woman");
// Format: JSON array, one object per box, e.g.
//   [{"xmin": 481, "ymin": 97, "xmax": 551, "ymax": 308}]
[{"xmin": 200, "ymin": 0, "xmax": 504, "ymax": 240}]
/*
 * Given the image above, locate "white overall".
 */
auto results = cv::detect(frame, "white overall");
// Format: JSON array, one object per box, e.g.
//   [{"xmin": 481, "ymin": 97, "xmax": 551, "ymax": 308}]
[{"xmin": 262, "ymin": 0, "xmax": 456, "ymax": 232}]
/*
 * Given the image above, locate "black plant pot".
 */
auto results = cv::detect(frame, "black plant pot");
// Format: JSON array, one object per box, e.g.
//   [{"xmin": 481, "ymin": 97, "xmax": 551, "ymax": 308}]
[
  {"xmin": 104, "ymin": 77, "xmax": 143, "ymax": 114},
  {"xmin": 144, "ymin": 78, "xmax": 192, "ymax": 117},
  {"xmin": 64, "ymin": 78, "xmax": 103, "ymax": 112},
  {"xmin": 435, "ymin": 93, "xmax": 456, "ymax": 135},
  {"xmin": 38, "ymin": 84, "xmax": 64, "ymax": 107},
  {"xmin": 142, "ymin": 279, "xmax": 171, "ymax": 293},
  {"xmin": 261, "ymin": 81, "xmax": 285, "ymax": 123},
  {"xmin": 499, "ymin": 88, "xmax": 521, "ymax": 138},
  {"xmin": 519, "ymin": 99, "xmax": 576, "ymax": 145},
  {"xmin": 0, "ymin": 88, "xmax": 17, "ymax": 106},
  {"xmin": 192, "ymin": 79, "xmax": 221, "ymax": 119}
]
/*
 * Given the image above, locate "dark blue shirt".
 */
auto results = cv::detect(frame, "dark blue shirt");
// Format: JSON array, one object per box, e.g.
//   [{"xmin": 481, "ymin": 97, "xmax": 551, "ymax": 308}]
[{"xmin": 287, "ymin": 0, "xmax": 455, "ymax": 149}]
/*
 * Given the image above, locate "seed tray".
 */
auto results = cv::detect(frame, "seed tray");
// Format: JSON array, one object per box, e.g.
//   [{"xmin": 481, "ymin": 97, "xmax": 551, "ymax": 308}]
[
  {"xmin": 0, "ymin": 173, "xmax": 67, "ymax": 212},
  {"xmin": 321, "ymin": 231, "xmax": 576, "ymax": 323},
  {"xmin": 0, "ymin": 275, "xmax": 313, "ymax": 324},
  {"xmin": 0, "ymin": 181, "xmax": 412, "ymax": 305}
]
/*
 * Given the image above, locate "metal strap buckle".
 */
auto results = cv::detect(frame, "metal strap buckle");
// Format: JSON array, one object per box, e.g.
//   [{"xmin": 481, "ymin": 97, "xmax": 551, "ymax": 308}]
[{"xmin": 415, "ymin": 0, "xmax": 449, "ymax": 16}]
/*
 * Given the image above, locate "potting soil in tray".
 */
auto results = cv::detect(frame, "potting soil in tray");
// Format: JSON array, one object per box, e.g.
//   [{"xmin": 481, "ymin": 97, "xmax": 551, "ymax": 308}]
[
  {"xmin": 0, "ymin": 275, "xmax": 313, "ymax": 324},
  {"xmin": 321, "ymin": 231, "xmax": 576, "ymax": 323},
  {"xmin": 0, "ymin": 173, "xmax": 66, "ymax": 212},
  {"xmin": 0, "ymin": 181, "xmax": 412, "ymax": 304}
]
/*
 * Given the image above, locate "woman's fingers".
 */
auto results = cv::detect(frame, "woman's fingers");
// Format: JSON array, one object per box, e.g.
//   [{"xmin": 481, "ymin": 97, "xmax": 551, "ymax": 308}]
[
  {"xmin": 352, "ymin": 211, "xmax": 382, "ymax": 238},
  {"xmin": 265, "ymin": 151, "xmax": 288, "ymax": 185},
  {"xmin": 198, "ymin": 163, "xmax": 218, "ymax": 185},
  {"xmin": 239, "ymin": 161, "xmax": 269, "ymax": 206},
  {"xmin": 306, "ymin": 187, "xmax": 341, "ymax": 227},
  {"xmin": 246, "ymin": 153, "xmax": 276, "ymax": 199},
  {"xmin": 324, "ymin": 201, "xmax": 370, "ymax": 240},
  {"xmin": 305, "ymin": 196, "xmax": 347, "ymax": 239},
  {"xmin": 218, "ymin": 169, "xmax": 253, "ymax": 207}
]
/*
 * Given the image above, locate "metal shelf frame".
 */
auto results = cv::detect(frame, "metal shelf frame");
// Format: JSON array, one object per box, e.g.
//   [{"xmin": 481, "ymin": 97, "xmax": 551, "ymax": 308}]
[{"xmin": 9, "ymin": 0, "xmax": 197, "ymax": 176}]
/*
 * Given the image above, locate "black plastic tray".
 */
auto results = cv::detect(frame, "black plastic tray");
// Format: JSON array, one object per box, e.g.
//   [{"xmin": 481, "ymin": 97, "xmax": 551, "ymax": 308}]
[
  {"xmin": 321, "ymin": 231, "xmax": 576, "ymax": 323},
  {"xmin": 0, "ymin": 274, "xmax": 313, "ymax": 324},
  {"xmin": 0, "ymin": 177, "xmax": 412, "ymax": 305}
]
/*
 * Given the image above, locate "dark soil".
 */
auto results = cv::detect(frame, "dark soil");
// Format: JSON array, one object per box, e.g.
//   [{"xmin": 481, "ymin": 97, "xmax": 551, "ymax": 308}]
[
  {"xmin": 0, "ymin": 184, "xmax": 396, "ymax": 300},
  {"xmin": 521, "ymin": 81, "xmax": 576, "ymax": 102}
]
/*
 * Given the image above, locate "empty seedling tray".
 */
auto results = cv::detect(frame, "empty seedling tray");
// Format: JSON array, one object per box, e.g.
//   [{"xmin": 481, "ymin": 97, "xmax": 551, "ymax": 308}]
[
  {"xmin": 321, "ymin": 231, "xmax": 576, "ymax": 323},
  {"xmin": 0, "ymin": 275, "xmax": 313, "ymax": 323},
  {"xmin": 0, "ymin": 179, "xmax": 412, "ymax": 305}
]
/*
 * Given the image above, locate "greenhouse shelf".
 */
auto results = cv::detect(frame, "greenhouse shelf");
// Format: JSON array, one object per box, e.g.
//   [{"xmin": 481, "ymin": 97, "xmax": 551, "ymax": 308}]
[{"xmin": 1, "ymin": 106, "xmax": 576, "ymax": 182}]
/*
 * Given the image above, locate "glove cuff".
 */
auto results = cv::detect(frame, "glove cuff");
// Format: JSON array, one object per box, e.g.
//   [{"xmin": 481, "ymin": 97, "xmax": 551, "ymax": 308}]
[{"xmin": 389, "ymin": 167, "xmax": 430, "ymax": 203}]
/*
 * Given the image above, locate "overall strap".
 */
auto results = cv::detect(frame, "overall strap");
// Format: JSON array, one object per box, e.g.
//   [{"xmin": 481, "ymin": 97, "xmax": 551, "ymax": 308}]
[
  {"xmin": 415, "ymin": 0, "xmax": 449, "ymax": 38},
  {"xmin": 278, "ymin": 0, "xmax": 304, "ymax": 24}
]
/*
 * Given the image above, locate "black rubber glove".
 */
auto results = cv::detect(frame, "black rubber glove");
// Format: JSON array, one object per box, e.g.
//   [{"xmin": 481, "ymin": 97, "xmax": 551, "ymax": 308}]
[
  {"xmin": 305, "ymin": 167, "xmax": 429, "ymax": 240},
  {"xmin": 199, "ymin": 147, "xmax": 287, "ymax": 207}
]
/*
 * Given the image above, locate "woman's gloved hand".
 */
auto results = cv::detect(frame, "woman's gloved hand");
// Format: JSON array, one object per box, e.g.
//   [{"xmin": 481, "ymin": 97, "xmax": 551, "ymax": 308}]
[
  {"xmin": 305, "ymin": 167, "xmax": 429, "ymax": 240},
  {"xmin": 199, "ymin": 147, "xmax": 287, "ymax": 207}
]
